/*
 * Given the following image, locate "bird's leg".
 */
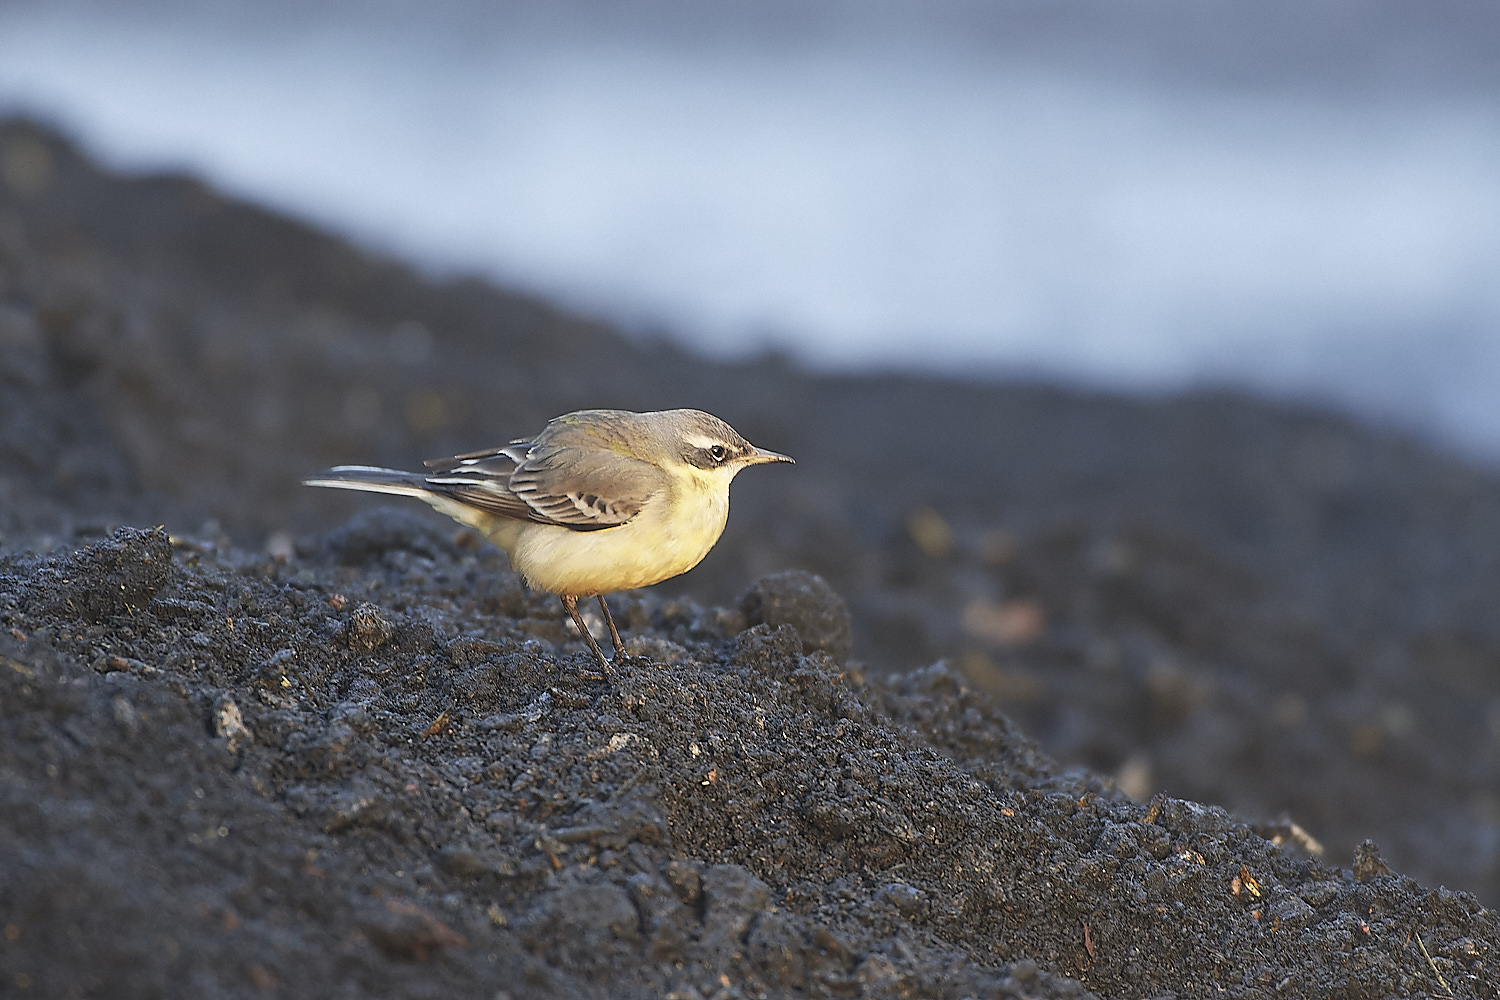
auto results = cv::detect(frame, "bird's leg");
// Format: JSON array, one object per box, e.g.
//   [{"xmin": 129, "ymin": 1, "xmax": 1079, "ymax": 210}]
[
  {"xmin": 561, "ymin": 594, "xmax": 615, "ymax": 676},
  {"xmin": 596, "ymin": 595, "xmax": 629, "ymax": 659}
]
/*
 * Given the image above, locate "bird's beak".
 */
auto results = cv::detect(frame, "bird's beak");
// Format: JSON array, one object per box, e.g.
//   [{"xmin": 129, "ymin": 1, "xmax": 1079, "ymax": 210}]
[{"xmin": 746, "ymin": 447, "xmax": 795, "ymax": 465}]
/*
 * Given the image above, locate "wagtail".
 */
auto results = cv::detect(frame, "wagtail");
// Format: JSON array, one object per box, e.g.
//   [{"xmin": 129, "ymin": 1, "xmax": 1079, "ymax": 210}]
[{"xmin": 304, "ymin": 408, "xmax": 793, "ymax": 672}]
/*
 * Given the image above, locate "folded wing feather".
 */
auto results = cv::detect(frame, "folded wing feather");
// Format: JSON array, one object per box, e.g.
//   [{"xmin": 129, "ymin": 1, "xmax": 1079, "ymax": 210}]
[{"xmin": 419, "ymin": 440, "xmax": 663, "ymax": 531}]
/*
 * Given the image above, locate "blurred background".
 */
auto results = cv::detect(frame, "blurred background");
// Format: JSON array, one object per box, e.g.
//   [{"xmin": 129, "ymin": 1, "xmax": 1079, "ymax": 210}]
[
  {"xmin": 6, "ymin": 0, "xmax": 1500, "ymax": 906},
  {"xmin": 3, "ymin": 0, "xmax": 1499, "ymax": 460}
]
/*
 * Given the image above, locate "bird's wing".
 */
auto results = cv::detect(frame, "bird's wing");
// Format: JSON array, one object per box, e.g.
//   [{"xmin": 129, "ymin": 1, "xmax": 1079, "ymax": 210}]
[
  {"xmin": 415, "ymin": 441, "xmax": 535, "ymax": 521},
  {"xmin": 507, "ymin": 443, "xmax": 666, "ymax": 529},
  {"xmin": 421, "ymin": 439, "xmax": 664, "ymax": 531},
  {"xmin": 423, "ymin": 438, "xmax": 532, "ymax": 471}
]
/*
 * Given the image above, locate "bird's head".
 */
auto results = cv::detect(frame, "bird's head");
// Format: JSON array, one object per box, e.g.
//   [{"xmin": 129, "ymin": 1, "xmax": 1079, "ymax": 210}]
[{"xmin": 653, "ymin": 409, "xmax": 794, "ymax": 490}]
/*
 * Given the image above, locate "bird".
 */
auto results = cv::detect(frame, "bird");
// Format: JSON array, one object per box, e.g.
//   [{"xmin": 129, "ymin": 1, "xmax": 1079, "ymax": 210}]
[{"xmin": 303, "ymin": 408, "xmax": 793, "ymax": 673}]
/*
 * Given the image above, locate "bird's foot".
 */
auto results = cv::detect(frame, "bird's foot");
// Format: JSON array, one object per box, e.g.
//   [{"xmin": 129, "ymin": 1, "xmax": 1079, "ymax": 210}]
[
  {"xmin": 597, "ymin": 596, "xmax": 630, "ymax": 661},
  {"xmin": 589, "ymin": 649, "xmax": 620, "ymax": 680}
]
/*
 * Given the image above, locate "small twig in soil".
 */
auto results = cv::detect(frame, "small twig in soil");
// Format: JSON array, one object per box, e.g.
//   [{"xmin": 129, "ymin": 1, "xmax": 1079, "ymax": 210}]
[{"xmin": 1416, "ymin": 930, "xmax": 1454, "ymax": 998}]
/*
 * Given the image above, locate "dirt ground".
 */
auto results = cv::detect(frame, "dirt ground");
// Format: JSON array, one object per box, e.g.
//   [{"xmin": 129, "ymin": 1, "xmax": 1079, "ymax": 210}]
[{"xmin": 3, "ymin": 119, "xmax": 1499, "ymax": 997}]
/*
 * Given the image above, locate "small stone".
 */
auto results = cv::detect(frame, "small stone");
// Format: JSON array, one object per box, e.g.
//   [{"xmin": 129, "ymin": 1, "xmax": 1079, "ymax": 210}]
[
  {"xmin": 111, "ymin": 695, "xmax": 139, "ymax": 733},
  {"xmin": 476, "ymin": 711, "xmax": 523, "ymax": 732},
  {"xmin": 1297, "ymin": 880, "xmax": 1339, "ymax": 906},
  {"xmin": 322, "ymin": 783, "xmax": 387, "ymax": 833},
  {"xmin": 92, "ymin": 654, "xmax": 148, "ymax": 674},
  {"xmin": 1351, "ymin": 839, "xmax": 1393, "ymax": 882},
  {"xmin": 740, "ymin": 570, "xmax": 853, "ymax": 664},
  {"xmin": 212, "ymin": 697, "xmax": 253, "ymax": 752},
  {"xmin": 876, "ymin": 881, "xmax": 925, "ymax": 916},
  {"xmin": 344, "ymin": 603, "xmax": 396, "ymax": 653},
  {"xmin": 701, "ymin": 864, "xmax": 770, "ymax": 941},
  {"xmin": 1268, "ymin": 893, "xmax": 1315, "ymax": 926}
]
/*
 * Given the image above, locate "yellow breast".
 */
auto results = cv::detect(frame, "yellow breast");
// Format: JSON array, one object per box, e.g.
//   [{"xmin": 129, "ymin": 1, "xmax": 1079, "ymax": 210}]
[{"xmin": 497, "ymin": 482, "xmax": 730, "ymax": 596}]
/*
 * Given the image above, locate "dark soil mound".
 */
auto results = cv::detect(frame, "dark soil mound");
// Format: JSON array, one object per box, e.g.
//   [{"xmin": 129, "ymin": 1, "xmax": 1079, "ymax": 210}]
[
  {"xmin": 3, "ymin": 118, "xmax": 1500, "ymax": 996},
  {"xmin": 3, "ymin": 524, "xmax": 1494, "ymax": 998}
]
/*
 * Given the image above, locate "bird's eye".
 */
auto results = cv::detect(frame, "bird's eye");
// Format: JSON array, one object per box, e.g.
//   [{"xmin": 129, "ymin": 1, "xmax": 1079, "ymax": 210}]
[{"xmin": 709, "ymin": 444, "xmax": 728, "ymax": 463}]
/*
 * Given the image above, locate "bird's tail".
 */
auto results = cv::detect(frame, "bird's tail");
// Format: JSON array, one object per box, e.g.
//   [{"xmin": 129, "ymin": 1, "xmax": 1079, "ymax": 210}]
[{"xmin": 302, "ymin": 465, "xmax": 434, "ymax": 498}]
